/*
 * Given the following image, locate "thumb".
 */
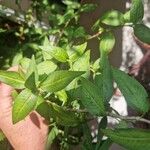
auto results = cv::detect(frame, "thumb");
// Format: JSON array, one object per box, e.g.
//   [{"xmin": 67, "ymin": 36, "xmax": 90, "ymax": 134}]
[{"xmin": 0, "ymin": 66, "xmax": 19, "ymax": 129}]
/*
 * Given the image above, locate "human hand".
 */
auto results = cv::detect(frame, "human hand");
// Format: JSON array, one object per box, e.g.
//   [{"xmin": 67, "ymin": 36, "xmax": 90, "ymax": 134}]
[{"xmin": 0, "ymin": 66, "xmax": 48, "ymax": 150}]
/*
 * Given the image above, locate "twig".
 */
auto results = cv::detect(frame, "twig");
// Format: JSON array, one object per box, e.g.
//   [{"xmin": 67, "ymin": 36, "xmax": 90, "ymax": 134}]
[
  {"xmin": 66, "ymin": 108, "xmax": 88, "ymax": 113},
  {"xmin": 55, "ymin": 15, "xmax": 74, "ymax": 45},
  {"xmin": 108, "ymin": 112, "xmax": 150, "ymax": 125},
  {"xmin": 87, "ymin": 30, "xmax": 103, "ymax": 40}
]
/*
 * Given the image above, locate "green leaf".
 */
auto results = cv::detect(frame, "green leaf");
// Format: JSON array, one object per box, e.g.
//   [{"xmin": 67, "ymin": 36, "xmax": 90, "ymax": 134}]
[
  {"xmin": 67, "ymin": 86, "xmax": 82, "ymax": 102},
  {"xmin": 25, "ymin": 73, "xmax": 37, "ymax": 92},
  {"xmin": 37, "ymin": 61, "xmax": 57, "ymax": 75},
  {"xmin": 12, "ymin": 52, "xmax": 23, "ymax": 66},
  {"xmin": 101, "ymin": 10, "xmax": 124, "ymax": 26},
  {"xmin": 23, "ymin": 43, "xmax": 40, "ymax": 52},
  {"xmin": 74, "ymin": 27, "xmax": 86, "ymax": 38},
  {"xmin": 46, "ymin": 126, "xmax": 59, "ymax": 150},
  {"xmin": 99, "ymin": 32, "xmax": 115, "ymax": 54},
  {"xmin": 40, "ymin": 71, "xmax": 84, "ymax": 93},
  {"xmin": 0, "ymin": 70, "xmax": 25, "ymax": 89},
  {"xmin": 92, "ymin": 19, "xmax": 101, "ymax": 31},
  {"xmin": 82, "ymin": 123, "xmax": 93, "ymax": 150},
  {"xmin": 55, "ymin": 90, "xmax": 68, "ymax": 104},
  {"xmin": 42, "ymin": 51, "xmax": 53, "ymax": 60},
  {"xmin": 20, "ymin": 57, "xmax": 30, "ymax": 70},
  {"xmin": 25, "ymin": 56, "xmax": 38, "ymax": 91},
  {"xmin": 96, "ymin": 116, "xmax": 108, "ymax": 150},
  {"xmin": 35, "ymin": 96, "xmax": 44, "ymax": 108},
  {"xmin": 92, "ymin": 58, "xmax": 100, "ymax": 72},
  {"xmin": 0, "ymin": 28, "xmax": 6, "ymax": 33},
  {"xmin": 80, "ymin": 4, "xmax": 97, "ymax": 12},
  {"xmin": 50, "ymin": 46, "xmax": 69, "ymax": 62},
  {"xmin": 81, "ymin": 78, "xmax": 105, "ymax": 116},
  {"xmin": 48, "ymin": 102, "xmax": 80, "ymax": 126},
  {"xmin": 36, "ymin": 102, "xmax": 50, "ymax": 121},
  {"xmin": 124, "ymin": 11, "xmax": 131, "ymax": 23},
  {"xmin": 63, "ymin": 0, "xmax": 80, "ymax": 9},
  {"xmin": 68, "ymin": 42, "xmax": 87, "ymax": 62},
  {"xmin": 72, "ymin": 50, "xmax": 90, "ymax": 77},
  {"xmin": 112, "ymin": 68, "xmax": 149, "ymax": 113},
  {"xmin": 0, "ymin": 132, "xmax": 5, "ymax": 142},
  {"xmin": 130, "ymin": 0, "xmax": 144, "ymax": 24},
  {"xmin": 63, "ymin": 9, "xmax": 75, "ymax": 23},
  {"xmin": 99, "ymin": 53, "xmax": 114, "ymax": 102},
  {"xmin": 66, "ymin": 49, "xmax": 90, "ymax": 90},
  {"xmin": 102, "ymin": 128, "xmax": 150, "ymax": 150},
  {"xmin": 99, "ymin": 139, "xmax": 112, "ymax": 150},
  {"xmin": 26, "ymin": 56, "xmax": 38, "ymax": 81},
  {"xmin": 39, "ymin": 37, "xmax": 52, "ymax": 60},
  {"xmin": 18, "ymin": 66, "xmax": 26, "ymax": 79},
  {"xmin": 99, "ymin": 53, "xmax": 113, "ymax": 102},
  {"xmin": 11, "ymin": 90, "xmax": 18, "ymax": 101},
  {"xmin": 134, "ymin": 24, "xmax": 150, "ymax": 44},
  {"xmin": 12, "ymin": 89, "xmax": 38, "ymax": 124}
]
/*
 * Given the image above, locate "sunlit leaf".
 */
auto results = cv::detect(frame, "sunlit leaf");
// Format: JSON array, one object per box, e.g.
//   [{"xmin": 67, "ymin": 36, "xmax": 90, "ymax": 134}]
[
  {"xmin": 0, "ymin": 70, "xmax": 25, "ymax": 89},
  {"xmin": 101, "ymin": 10, "xmax": 124, "ymax": 26},
  {"xmin": 25, "ymin": 56, "xmax": 38, "ymax": 91},
  {"xmin": 50, "ymin": 46, "xmax": 69, "ymax": 62},
  {"xmin": 40, "ymin": 71, "xmax": 84, "ymax": 93},
  {"xmin": 12, "ymin": 89, "xmax": 38, "ymax": 123},
  {"xmin": 124, "ymin": 11, "xmax": 131, "ymax": 23},
  {"xmin": 72, "ymin": 50, "xmax": 90, "ymax": 78},
  {"xmin": 12, "ymin": 52, "xmax": 23, "ymax": 66},
  {"xmin": 99, "ymin": 32, "xmax": 115, "ymax": 54},
  {"xmin": 68, "ymin": 42, "xmax": 87, "ymax": 62},
  {"xmin": 20, "ymin": 57, "xmax": 30, "ymax": 70},
  {"xmin": 39, "ymin": 37, "xmax": 52, "ymax": 60},
  {"xmin": 55, "ymin": 90, "xmax": 68, "ymax": 104},
  {"xmin": 11, "ymin": 90, "xmax": 18, "ymax": 101},
  {"xmin": 37, "ymin": 61, "xmax": 57, "ymax": 75},
  {"xmin": 92, "ymin": 58, "xmax": 100, "ymax": 72}
]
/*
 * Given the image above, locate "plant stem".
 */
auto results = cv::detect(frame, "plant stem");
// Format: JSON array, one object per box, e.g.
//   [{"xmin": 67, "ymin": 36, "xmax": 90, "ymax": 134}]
[
  {"xmin": 66, "ymin": 108, "xmax": 88, "ymax": 113},
  {"xmin": 87, "ymin": 30, "xmax": 103, "ymax": 40},
  {"xmin": 47, "ymin": 103, "xmax": 150, "ymax": 125},
  {"xmin": 108, "ymin": 112, "xmax": 150, "ymax": 125},
  {"xmin": 55, "ymin": 21, "xmax": 70, "ymax": 45}
]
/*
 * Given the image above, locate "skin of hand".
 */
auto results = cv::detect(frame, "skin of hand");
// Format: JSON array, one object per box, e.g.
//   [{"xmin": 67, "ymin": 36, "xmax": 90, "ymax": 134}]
[{"xmin": 0, "ymin": 66, "xmax": 48, "ymax": 150}]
